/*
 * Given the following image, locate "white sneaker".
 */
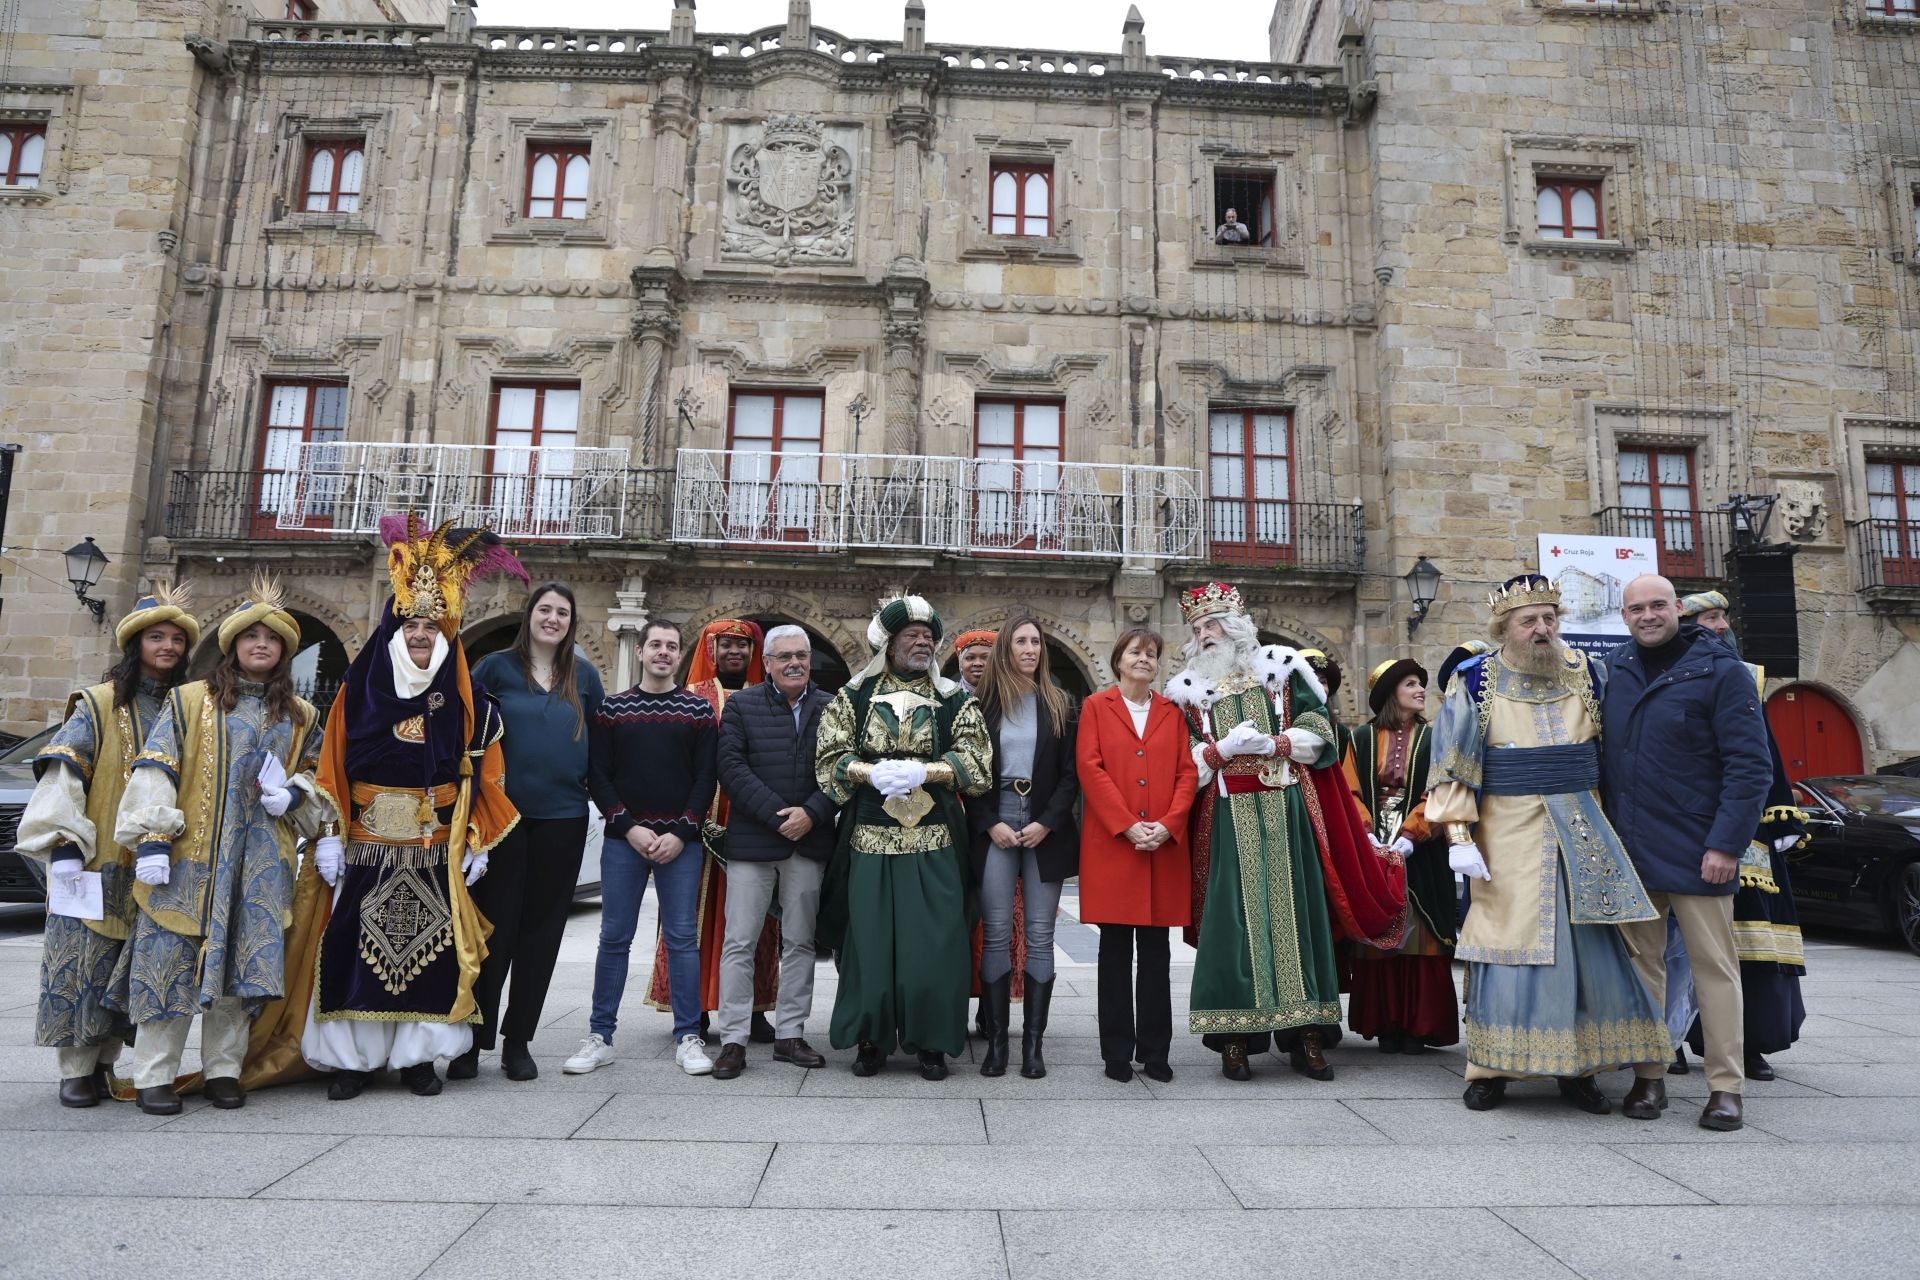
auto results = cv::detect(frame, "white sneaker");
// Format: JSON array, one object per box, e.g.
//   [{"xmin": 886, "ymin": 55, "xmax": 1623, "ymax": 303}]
[
  {"xmin": 676, "ymin": 1033, "xmax": 714, "ymax": 1076},
  {"xmin": 563, "ymin": 1033, "xmax": 614, "ymax": 1074}
]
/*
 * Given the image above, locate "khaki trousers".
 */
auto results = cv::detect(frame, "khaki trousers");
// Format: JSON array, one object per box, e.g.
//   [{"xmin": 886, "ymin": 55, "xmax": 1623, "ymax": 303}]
[
  {"xmin": 1622, "ymin": 892, "xmax": 1744, "ymax": 1094},
  {"xmin": 130, "ymin": 997, "xmax": 251, "ymax": 1088},
  {"xmin": 55, "ymin": 1041, "xmax": 121, "ymax": 1080}
]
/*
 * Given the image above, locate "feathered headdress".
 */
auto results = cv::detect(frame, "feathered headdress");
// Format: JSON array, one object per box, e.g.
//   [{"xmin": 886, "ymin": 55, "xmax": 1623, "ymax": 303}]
[
  {"xmin": 117, "ymin": 579, "xmax": 202, "ymax": 650},
  {"xmin": 216, "ymin": 571, "xmax": 301, "ymax": 655},
  {"xmin": 379, "ymin": 512, "xmax": 530, "ymax": 634}
]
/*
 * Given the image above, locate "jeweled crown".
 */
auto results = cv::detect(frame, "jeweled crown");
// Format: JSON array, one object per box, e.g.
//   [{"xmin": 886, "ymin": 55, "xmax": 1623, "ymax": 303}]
[
  {"xmin": 1488, "ymin": 574, "xmax": 1561, "ymax": 617},
  {"xmin": 1179, "ymin": 581, "xmax": 1245, "ymax": 624}
]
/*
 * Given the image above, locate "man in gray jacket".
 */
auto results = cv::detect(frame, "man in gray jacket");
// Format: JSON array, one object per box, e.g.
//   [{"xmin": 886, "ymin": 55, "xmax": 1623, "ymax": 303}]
[
  {"xmin": 710, "ymin": 625, "xmax": 839, "ymax": 1078},
  {"xmin": 1600, "ymin": 574, "xmax": 1772, "ymax": 1131}
]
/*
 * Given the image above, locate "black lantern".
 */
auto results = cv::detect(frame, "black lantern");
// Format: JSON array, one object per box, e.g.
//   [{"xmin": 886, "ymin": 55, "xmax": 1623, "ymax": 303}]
[
  {"xmin": 1404, "ymin": 555, "xmax": 1441, "ymax": 640},
  {"xmin": 63, "ymin": 536, "xmax": 109, "ymax": 624}
]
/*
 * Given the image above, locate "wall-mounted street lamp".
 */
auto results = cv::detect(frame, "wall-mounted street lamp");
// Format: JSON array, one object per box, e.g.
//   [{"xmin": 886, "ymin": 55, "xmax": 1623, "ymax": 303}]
[
  {"xmin": 1404, "ymin": 554, "xmax": 1441, "ymax": 641},
  {"xmin": 63, "ymin": 536, "xmax": 109, "ymax": 625},
  {"xmin": 847, "ymin": 394, "xmax": 871, "ymax": 452}
]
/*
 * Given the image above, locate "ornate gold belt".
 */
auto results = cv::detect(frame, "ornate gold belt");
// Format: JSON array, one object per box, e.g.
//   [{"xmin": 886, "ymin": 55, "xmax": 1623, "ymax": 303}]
[{"xmin": 350, "ymin": 781, "xmax": 456, "ymax": 845}]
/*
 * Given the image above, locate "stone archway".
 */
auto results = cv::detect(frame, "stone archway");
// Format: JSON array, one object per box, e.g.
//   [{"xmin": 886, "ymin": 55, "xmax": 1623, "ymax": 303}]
[
  {"xmin": 186, "ymin": 607, "xmax": 351, "ymax": 717},
  {"xmin": 678, "ymin": 595, "xmax": 868, "ymax": 693},
  {"xmin": 939, "ymin": 605, "xmax": 1105, "ymax": 697}
]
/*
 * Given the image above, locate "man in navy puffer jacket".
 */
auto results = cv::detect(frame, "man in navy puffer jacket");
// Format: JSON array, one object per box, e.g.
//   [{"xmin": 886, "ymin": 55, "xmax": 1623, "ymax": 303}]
[{"xmin": 1600, "ymin": 574, "xmax": 1771, "ymax": 1132}]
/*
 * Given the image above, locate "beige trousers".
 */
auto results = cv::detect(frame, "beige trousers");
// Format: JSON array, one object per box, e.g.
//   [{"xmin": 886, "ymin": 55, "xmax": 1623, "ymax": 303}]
[
  {"xmin": 130, "ymin": 997, "xmax": 251, "ymax": 1088},
  {"xmin": 1622, "ymin": 892, "xmax": 1744, "ymax": 1094},
  {"xmin": 54, "ymin": 1041, "xmax": 121, "ymax": 1080}
]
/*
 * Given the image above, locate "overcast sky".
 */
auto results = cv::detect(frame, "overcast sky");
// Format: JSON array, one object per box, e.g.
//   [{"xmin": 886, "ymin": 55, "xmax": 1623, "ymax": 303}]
[{"xmin": 476, "ymin": 1, "xmax": 1283, "ymax": 62}]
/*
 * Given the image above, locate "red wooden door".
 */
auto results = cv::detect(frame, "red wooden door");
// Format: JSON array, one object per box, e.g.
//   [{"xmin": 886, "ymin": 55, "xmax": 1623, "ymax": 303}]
[{"xmin": 1766, "ymin": 686, "xmax": 1864, "ymax": 783}]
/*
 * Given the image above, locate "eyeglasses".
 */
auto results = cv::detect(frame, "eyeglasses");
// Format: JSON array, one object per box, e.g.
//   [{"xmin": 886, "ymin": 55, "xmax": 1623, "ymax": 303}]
[{"xmin": 768, "ymin": 650, "xmax": 811, "ymax": 663}]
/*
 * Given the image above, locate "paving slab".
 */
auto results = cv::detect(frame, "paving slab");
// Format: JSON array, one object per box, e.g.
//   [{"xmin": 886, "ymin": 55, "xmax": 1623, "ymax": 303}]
[
  {"xmin": 1741, "ymin": 1095, "xmax": 1920, "ymax": 1142},
  {"xmin": 1620, "ymin": 1141, "xmax": 1920, "ymax": 1204},
  {"xmin": 163, "ymin": 1077, "xmax": 612, "ymax": 1138},
  {"xmin": 753, "ymin": 1141, "xmax": 1238, "ymax": 1210},
  {"xmin": 1496, "ymin": 1204, "xmax": 1920, "ymax": 1280},
  {"xmin": 0, "ymin": 1130, "xmax": 342, "ymax": 1198},
  {"xmin": 984, "ymin": 1097, "xmax": 1390, "ymax": 1146},
  {"xmin": 1345, "ymin": 1096, "xmax": 1782, "ymax": 1144},
  {"xmin": 999, "ymin": 1208, "xmax": 1580, "ymax": 1280},
  {"xmin": 1139, "ymin": 1060, "xmax": 1477, "ymax": 1099},
  {"xmin": 257, "ymin": 1134, "xmax": 773, "ymax": 1207},
  {"xmin": 798, "ymin": 1061, "xmax": 1154, "ymax": 1098},
  {"xmin": 0, "ymin": 1194, "xmax": 486, "ymax": 1280},
  {"xmin": 577, "ymin": 1092, "xmax": 987, "ymax": 1144},
  {"xmin": 421, "ymin": 1205, "xmax": 1009, "ymax": 1280},
  {"xmin": 1205, "ymin": 1140, "xmax": 1706, "ymax": 1208},
  {"xmin": 1773, "ymin": 1062, "xmax": 1920, "ymax": 1096}
]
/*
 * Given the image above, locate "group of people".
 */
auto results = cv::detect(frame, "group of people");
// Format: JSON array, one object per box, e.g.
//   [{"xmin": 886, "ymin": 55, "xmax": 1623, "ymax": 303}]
[{"xmin": 17, "ymin": 516, "xmax": 1809, "ymax": 1134}]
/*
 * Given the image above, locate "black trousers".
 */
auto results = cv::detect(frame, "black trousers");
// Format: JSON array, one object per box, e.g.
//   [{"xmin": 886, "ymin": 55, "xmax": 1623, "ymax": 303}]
[
  {"xmin": 470, "ymin": 814, "xmax": 589, "ymax": 1049},
  {"xmin": 1096, "ymin": 924, "xmax": 1172, "ymax": 1068}
]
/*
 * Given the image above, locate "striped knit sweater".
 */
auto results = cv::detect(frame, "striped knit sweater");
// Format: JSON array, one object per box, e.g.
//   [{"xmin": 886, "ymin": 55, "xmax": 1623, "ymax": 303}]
[{"xmin": 587, "ymin": 684, "xmax": 717, "ymax": 842}]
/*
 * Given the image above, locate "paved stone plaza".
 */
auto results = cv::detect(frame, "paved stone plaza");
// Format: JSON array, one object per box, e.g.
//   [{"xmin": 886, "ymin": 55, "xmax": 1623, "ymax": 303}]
[{"xmin": 1, "ymin": 892, "xmax": 1916, "ymax": 1280}]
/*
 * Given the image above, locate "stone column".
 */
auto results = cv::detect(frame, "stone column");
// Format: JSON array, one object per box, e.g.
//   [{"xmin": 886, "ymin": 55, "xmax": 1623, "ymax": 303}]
[
  {"xmin": 881, "ymin": 274, "xmax": 928, "ymax": 457},
  {"xmin": 605, "ymin": 579, "xmax": 650, "ymax": 691},
  {"xmin": 629, "ymin": 265, "xmax": 688, "ymax": 474}
]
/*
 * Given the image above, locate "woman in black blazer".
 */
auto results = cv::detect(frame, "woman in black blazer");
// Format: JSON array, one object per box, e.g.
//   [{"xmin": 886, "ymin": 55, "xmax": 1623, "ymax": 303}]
[{"xmin": 966, "ymin": 617, "xmax": 1079, "ymax": 1079}]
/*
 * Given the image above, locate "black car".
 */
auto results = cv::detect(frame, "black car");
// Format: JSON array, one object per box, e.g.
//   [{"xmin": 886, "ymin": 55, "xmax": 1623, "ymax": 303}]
[
  {"xmin": 1789, "ymin": 774, "xmax": 1920, "ymax": 956},
  {"xmin": 0, "ymin": 725, "xmax": 56, "ymax": 903}
]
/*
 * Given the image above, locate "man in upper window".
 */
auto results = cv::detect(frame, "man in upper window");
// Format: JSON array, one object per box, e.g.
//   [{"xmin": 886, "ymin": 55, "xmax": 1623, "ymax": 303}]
[
  {"xmin": 1602, "ymin": 574, "xmax": 1773, "ymax": 1132},
  {"xmin": 1215, "ymin": 208, "xmax": 1253, "ymax": 245}
]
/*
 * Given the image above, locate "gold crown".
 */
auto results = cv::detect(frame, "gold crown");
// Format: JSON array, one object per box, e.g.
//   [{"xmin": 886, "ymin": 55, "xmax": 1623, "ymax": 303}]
[
  {"xmin": 1488, "ymin": 575, "xmax": 1561, "ymax": 617},
  {"xmin": 1179, "ymin": 581, "xmax": 1244, "ymax": 624}
]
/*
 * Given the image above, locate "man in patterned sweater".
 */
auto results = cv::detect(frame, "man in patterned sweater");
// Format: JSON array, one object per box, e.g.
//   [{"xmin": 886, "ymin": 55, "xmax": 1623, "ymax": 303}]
[{"xmin": 568, "ymin": 619, "xmax": 720, "ymax": 1076}]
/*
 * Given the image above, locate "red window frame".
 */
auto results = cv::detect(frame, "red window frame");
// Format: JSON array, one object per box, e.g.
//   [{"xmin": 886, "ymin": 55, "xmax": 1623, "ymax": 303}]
[
  {"xmin": 972, "ymin": 398, "xmax": 1064, "ymax": 552},
  {"xmin": 725, "ymin": 389, "xmax": 826, "ymax": 543},
  {"xmin": 1866, "ymin": 455, "xmax": 1920, "ymax": 586},
  {"xmin": 524, "ymin": 142, "xmax": 590, "ymax": 220},
  {"xmin": 1537, "ymin": 176, "xmax": 1605, "ymax": 240},
  {"xmin": 253, "ymin": 379, "xmax": 347, "ymax": 538},
  {"xmin": 488, "ymin": 382, "xmax": 582, "ymax": 534},
  {"xmin": 0, "ymin": 123, "xmax": 46, "ymax": 188},
  {"xmin": 1207, "ymin": 408, "xmax": 1295, "ymax": 566},
  {"xmin": 989, "ymin": 162, "xmax": 1052, "ymax": 237},
  {"xmin": 286, "ymin": 1, "xmax": 318, "ymax": 19},
  {"xmin": 1870, "ymin": 0, "xmax": 1918, "ymax": 15},
  {"xmin": 1617, "ymin": 445, "xmax": 1703, "ymax": 577},
  {"xmin": 300, "ymin": 137, "xmax": 364, "ymax": 213}
]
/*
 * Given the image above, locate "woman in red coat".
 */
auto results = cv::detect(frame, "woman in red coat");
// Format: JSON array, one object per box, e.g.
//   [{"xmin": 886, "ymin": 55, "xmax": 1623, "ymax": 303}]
[{"xmin": 1077, "ymin": 627, "xmax": 1199, "ymax": 1082}]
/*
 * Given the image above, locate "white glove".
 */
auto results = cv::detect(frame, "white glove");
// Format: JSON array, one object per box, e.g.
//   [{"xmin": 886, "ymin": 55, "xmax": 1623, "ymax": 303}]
[
  {"xmin": 890, "ymin": 761, "xmax": 928, "ymax": 792},
  {"xmin": 1212, "ymin": 720, "xmax": 1256, "ymax": 761},
  {"xmin": 1773, "ymin": 834, "xmax": 1800, "ymax": 853},
  {"xmin": 1448, "ymin": 842, "xmax": 1491, "ymax": 882},
  {"xmin": 313, "ymin": 835, "xmax": 345, "ymax": 886},
  {"xmin": 868, "ymin": 762, "xmax": 903, "ymax": 795},
  {"xmin": 257, "ymin": 752, "xmax": 292, "ymax": 816},
  {"xmin": 135, "ymin": 852, "xmax": 171, "ymax": 886},
  {"xmin": 462, "ymin": 850, "xmax": 489, "ymax": 886},
  {"xmin": 259, "ymin": 784, "xmax": 293, "ymax": 817},
  {"xmin": 1389, "ymin": 836, "xmax": 1415, "ymax": 858}
]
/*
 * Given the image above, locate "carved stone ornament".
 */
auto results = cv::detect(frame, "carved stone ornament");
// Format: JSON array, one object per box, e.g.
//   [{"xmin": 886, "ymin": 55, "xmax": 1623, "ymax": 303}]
[
  {"xmin": 1775, "ymin": 479, "xmax": 1829, "ymax": 542},
  {"xmin": 722, "ymin": 115, "xmax": 857, "ymax": 266}
]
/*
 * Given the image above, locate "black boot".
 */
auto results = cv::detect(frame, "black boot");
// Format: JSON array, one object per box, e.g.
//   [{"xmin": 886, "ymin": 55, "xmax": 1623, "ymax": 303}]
[
  {"xmin": 1020, "ymin": 972, "xmax": 1055, "ymax": 1080},
  {"xmin": 400, "ymin": 1061, "xmax": 442, "ymax": 1097},
  {"xmin": 500, "ymin": 1039, "xmax": 538, "ymax": 1081},
  {"xmin": 447, "ymin": 1045, "xmax": 480, "ymax": 1080},
  {"xmin": 979, "ymin": 973, "xmax": 1012, "ymax": 1077},
  {"xmin": 326, "ymin": 1070, "xmax": 369, "ymax": 1101}
]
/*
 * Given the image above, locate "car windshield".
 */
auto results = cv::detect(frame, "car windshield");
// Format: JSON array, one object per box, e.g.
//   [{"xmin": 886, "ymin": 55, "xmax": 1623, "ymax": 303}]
[
  {"xmin": 1807, "ymin": 778, "xmax": 1920, "ymax": 819},
  {"xmin": 0, "ymin": 726, "xmax": 56, "ymax": 766}
]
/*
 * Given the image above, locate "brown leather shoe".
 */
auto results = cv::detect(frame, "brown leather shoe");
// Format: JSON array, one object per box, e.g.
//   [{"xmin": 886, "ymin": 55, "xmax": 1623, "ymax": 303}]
[
  {"xmin": 772, "ymin": 1037, "xmax": 825, "ymax": 1068},
  {"xmin": 203, "ymin": 1076, "xmax": 245, "ymax": 1110},
  {"xmin": 1221, "ymin": 1039, "xmax": 1252, "ymax": 1081},
  {"xmin": 136, "ymin": 1084, "xmax": 182, "ymax": 1116},
  {"xmin": 58, "ymin": 1073, "xmax": 101, "ymax": 1108},
  {"xmin": 1621, "ymin": 1077, "xmax": 1668, "ymax": 1120},
  {"xmin": 1699, "ymin": 1090, "xmax": 1744, "ymax": 1131},
  {"xmin": 1289, "ymin": 1030, "xmax": 1334, "ymax": 1081},
  {"xmin": 711, "ymin": 1043, "xmax": 747, "ymax": 1080}
]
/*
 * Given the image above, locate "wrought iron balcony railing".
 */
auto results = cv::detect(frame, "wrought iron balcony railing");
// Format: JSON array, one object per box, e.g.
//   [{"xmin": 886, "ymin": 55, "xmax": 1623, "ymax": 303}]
[
  {"xmin": 1593, "ymin": 506, "xmax": 1734, "ymax": 582},
  {"xmin": 1205, "ymin": 499, "xmax": 1363, "ymax": 574},
  {"xmin": 670, "ymin": 449, "xmax": 1204, "ymax": 562},
  {"xmin": 1852, "ymin": 517, "xmax": 1920, "ymax": 592}
]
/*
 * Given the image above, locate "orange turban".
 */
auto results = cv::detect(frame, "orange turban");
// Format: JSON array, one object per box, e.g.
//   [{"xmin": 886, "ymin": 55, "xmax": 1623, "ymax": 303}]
[
  {"xmin": 686, "ymin": 618, "xmax": 764, "ymax": 687},
  {"xmin": 953, "ymin": 629, "xmax": 998, "ymax": 654}
]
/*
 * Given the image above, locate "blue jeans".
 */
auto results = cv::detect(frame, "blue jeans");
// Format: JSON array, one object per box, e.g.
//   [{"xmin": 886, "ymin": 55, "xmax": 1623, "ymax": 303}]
[{"xmin": 589, "ymin": 835, "xmax": 702, "ymax": 1043}]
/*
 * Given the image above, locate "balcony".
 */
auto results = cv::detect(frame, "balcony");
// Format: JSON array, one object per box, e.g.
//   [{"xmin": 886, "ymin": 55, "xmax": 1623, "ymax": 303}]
[
  {"xmin": 1852, "ymin": 518, "xmax": 1920, "ymax": 600},
  {"xmin": 166, "ymin": 445, "xmax": 672, "ymax": 545},
  {"xmin": 670, "ymin": 450, "xmax": 1203, "ymax": 562},
  {"xmin": 1594, "ymin": 506, "xmax": 1734, "ymax": 583},
  {"xmin": 1205, "ymin": 499, "xmax": 1364, "ymax": 575}
]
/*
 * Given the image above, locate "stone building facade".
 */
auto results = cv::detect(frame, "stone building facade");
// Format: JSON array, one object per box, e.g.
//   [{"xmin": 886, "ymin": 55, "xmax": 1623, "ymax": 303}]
[{"xmin": 2, "ymin": 0, "xmax": 1917, "ymax": 770}]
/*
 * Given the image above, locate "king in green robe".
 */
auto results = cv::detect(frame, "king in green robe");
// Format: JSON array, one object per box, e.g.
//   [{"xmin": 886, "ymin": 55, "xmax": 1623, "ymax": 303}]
[{"xmin": 815, "ymin": 595, "xmax": 992, "ymax": 1080}]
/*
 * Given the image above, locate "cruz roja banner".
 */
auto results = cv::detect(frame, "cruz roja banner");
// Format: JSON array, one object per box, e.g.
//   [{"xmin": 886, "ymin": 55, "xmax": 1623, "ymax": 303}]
[{"xmin": 1537, "ymin": 533, "xmax": 1659, "ymax": 656}]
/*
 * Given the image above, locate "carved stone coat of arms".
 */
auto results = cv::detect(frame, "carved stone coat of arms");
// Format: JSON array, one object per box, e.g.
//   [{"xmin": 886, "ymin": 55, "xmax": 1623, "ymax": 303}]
[{"xmin": 722, "ymin": 114, "xmax": 857, "ymax": 266}]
